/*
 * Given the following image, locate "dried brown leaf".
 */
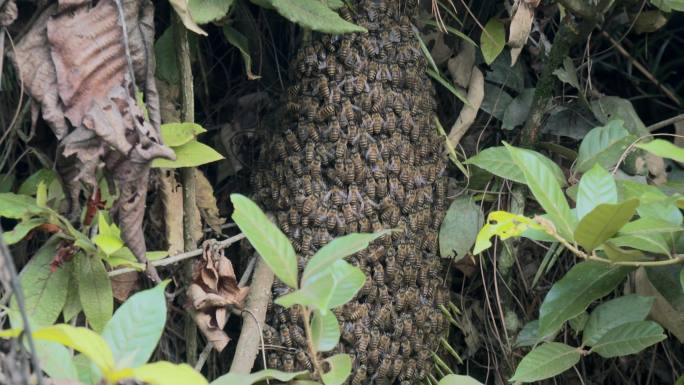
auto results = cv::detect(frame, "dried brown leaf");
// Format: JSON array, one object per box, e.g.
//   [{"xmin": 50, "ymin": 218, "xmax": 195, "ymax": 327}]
[
  {"xmin": 447, "ymin": 67, "xmax": 484, "ymax": 149},
  {"xmin": 110, "ymin": 271, "xmax": 139, "ymax": 302},
  {"xmin": 508, "ymin": 1, "xmax": 536, "ymax": 64},
  {"xmin": 447, "ymin": 43, "xmax": 475, "ymax": 89}
]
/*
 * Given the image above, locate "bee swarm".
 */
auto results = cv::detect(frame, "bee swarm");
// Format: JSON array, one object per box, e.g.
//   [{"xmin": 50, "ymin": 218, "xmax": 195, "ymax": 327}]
[{"xmin": 252, "ymin": 1, "xmax": 449, "ymax": 383}]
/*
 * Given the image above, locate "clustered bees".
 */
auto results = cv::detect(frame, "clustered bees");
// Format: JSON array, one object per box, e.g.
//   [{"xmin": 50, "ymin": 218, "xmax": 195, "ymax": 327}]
[{"xmin": 252, "ymin": 1, "xmax": 449, "ymax": 383}]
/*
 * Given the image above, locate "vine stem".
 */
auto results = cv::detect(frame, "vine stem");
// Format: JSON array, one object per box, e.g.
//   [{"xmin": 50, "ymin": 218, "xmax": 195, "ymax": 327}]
[{"xmin": 300, "ymin": 306, "xmax": 325, "ymax": 379}]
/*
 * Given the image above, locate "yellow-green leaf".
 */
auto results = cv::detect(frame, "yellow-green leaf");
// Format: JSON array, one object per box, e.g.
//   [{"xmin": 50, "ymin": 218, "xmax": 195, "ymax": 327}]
[
  {"xmin": 636, "ymin": 139, "xmax": 684, "ymax": 163},
  {"xmin": 32, "ymin": 324, "xmax": 114, "ymax": 375},
  {"xmin": 481, "ymin": 19, "xmax": 505, "ymax": 65},
  {"xmin": 152, "ymin": 140, "xmax": 224, "ymax": 169},
  {"xmin": 473, "ymin": 211, "xmax": 541, "ymax": 254},
  {"xmin": 510, "ymin": 342, "xmax": 580, "ymax": 382},
  {"xmin": 321, "ymin": 354, "xmax": 352, "ymax": 385},
  {"xmin": 159, "ymin": 123, "xmax": 206, "ymax": 147},
  {"xmin": 573, "ymin": 199, "xmax": 639, "ymax": 251},
  {"xmin": 130, "ymin": 362, "xmax": 208, "ymax": 385}
]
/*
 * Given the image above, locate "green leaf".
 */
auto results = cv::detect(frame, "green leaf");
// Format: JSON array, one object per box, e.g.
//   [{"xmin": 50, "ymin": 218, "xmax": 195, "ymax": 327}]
[
  {"xmin": 573, "ymin": 199, "xmax": 639, "ymax": 251},
  {"xmin": 636, "ymin": 139, "xmax": 684, "ymax": 163},
  {"xmin": 591, "ymin": 321, "xmax": 666, "ymax": 358},
  {"xmin": 569, "ymin": 312, "xmax": 588, "ymax": 334},
  {"xmin": 326, "ymin": 260, "xmax": 367, "ymax": 308},
  {"xmin": 62, "ymin": 264, "xmax": 82, "ymax": 322},
  {"xmin": 438, "ymin": 374, "xmax": 485, "ymax": 385},
  {"xmin": 480, "ymin": 18, "xmax": 505, "ymax": 65},
  {"xmin": 311, "ymin": 309, "xmax": 340, "ymax": 352},
  {"xmin": 230, "ymin": 194, "xmax": 298, "ymax": 288},
  {"xmin": 74, "ymin": 354, "xmax": 99, "ymax": 385},
  {"xmin": 321, "ymin": 354, "xmax": 352, "ymax": 385},
  {"xmin": 481, "ymin": 82, "xmax": 513, "ymax": 120},
  {"xmin": 576, "ymin": 164, "xmax": 617, "ymax": 220},
  {"xmin": 651, "ymin": 0, "xmax": 684, "ymax": 12},
  {"xmin": 210, "ymin": 369, "xmax": 307, "ymax": 385},
  {"xmin": 601, "ymin": 241, "xmax": 646, "ymax": 262},
  {"xmin": 188, "ymin": 0, "xmax": 235, "ymax": 24},
  {"xmin": 505, "ymin": 143, "xmax": 575, "ymax": 240},
  {"xmin": 10, "ymin": 238, "xmax": 70, "ymax": 328},
  {"xmin": 223, "ymin": 26, "xmax": 260, "ymax": 80},
  {"xmin": 590, "ymin": 97, "xmax": 648, "ymax": 136},
  {"xmin": 583, "ymin": 294, "xmax": 655, "ymax": 346},
  {"xmin": 464, "ymin": 146, "xmax": 566, "ymax": 186},
  {"xmin": 0, "ymin": 192, "xmax": 49, "ymax": 219},
  {"xmin": 610, "ymin": 234, "xmax": 671, "ymax": 255},
  {"xmin": 146, "ymin": 251, "xmax": 169, "ymax": 261},
  {"xmin": 3, "ymin": 218, "xmax": 46, "ymax": 245},
  {"xmin": 553, "ymin": 57, "xmax": 580, "ymax": 89},
  {"xmin": 77, "ymin": 255, "xmax": 113, "ymax": 333},
  {"xmin": 502, "ymin": 88, "xmax": 534, "ymax": 129},
  {"xmin": 36, "ymin": 181, "xmax": 48, "ymax": 207},
  {"xmin": 575, "ymin": 120, "xmax": 633, "ymax": 173},
  {"xmin": 32, "ymin": 324, "xmax": 115, "ymax": 375},
  {"xmin": 439, "ymin": 196, "xmax": 484, "ymax": 260},
  {"xmin": 102, "ymin": 282, "xmax": 169, "ymax": 368},
  {"xmin": 265, "ymin": 0, "xmax": 366, "ymax": 34},
  {"xmin": 35, "ymin": 341, "xmax": 79, "ymax": 380},
  {"xmin": 303, "ymin": 232, "xmax": 387, "ymax": 285},
  {"xmin": 131, "ymin": 362, "xmax": 208, "ymax": 385},
  {"xmin": 276, "ymin": 276, "xmax": 334, "ymax": 310},
  {"xmin": 159, "ymin": 122, "xmax": 206, "ymax": 147},
  {"xmin": 94, "ymin": 234, "xmax": 124, "ymax": 256},
  {"xmin": 152, "ymin": 140, "xmax": 224, "ymax": 168},
  {"xmin": 0, "ymin": 173, "xmax": 13, "ymax": 193},
  {"xmin": 18, "ymin": 169, "xmax": 57, "ymax": 196},
  {"xmin": 509, "ymin": 342, "xmax": 581, "ymax": 383},
  {"xmin": 168, "ymin": 0, "xmax": 208, "ymax": 35},
  {"xmin": 619, "ymin": 180, "xmax": 683, "ymax": 225},
  {"xmin": 538, "ymin": 261, "xmax": 634, "ymax": 337},
  {"xmin": 155, "ymin": 27, "xmax": 180, "ymax": 85},
  {"xmin": 474, "ymin": 211, "xmax": 541, "ymax": 255}
]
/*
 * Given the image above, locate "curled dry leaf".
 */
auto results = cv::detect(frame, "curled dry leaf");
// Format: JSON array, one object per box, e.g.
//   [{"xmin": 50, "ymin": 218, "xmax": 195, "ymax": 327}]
[
  {"xmin": 448, "ymin": 43, "xmax": 476, "ymax": 89},
  {"xmin": 187, "ymin": 240, "xmax": 249, "ymax": 352},
  {"xmin": 446, "ymin": 67, "xmax": 484, "ymax": 150},
  {"xmin": 9, "ymin": 0, "xmax": 175, "ymax": 280},
  {"xmin": 195, "ymin": 169, "xmax": 226, "ymax": 233},
  {"xmin": 508, "ymin": 0, "xmax": 538, "ymax": 65}
]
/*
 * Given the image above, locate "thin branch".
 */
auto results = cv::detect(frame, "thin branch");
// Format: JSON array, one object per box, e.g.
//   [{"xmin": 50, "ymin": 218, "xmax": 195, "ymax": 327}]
[{"xmin": 647, "ymin": 114, "xmax": 684, "ymax": 132}]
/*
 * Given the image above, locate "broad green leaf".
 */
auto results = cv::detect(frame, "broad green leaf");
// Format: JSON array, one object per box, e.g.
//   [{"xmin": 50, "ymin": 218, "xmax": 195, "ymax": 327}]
[
  {"xmin": 18, "ymin": 169, "xmax": 56, "ymax": 196},
  {"xmin": 230, "ymin": 194, "xmax": 298, "ymax": 288},
  {"xmin": 480, "ymin": 18, "xmax": 505, "ymax": 65},
  {"xmin": 188, "ymin": 0, "xmax": 235, "ymax": 24},
  {"xmin": 146, "ymin": 251, "xmax": 169, "ymax": 261},
  {"xmin": 474, "ymin": 211, "xmax": 541, "ymax": 254},
  {"xmin": 611, "ymin": 234, "xmax": 671, "ymax": 255},
  {"xmin": 509, "ymin": 342, "xmax": 580, "ymax": 383},
  {"xmin": 3, "ymin": 218, "xmax": 46, "ymax": 245},
  {"xmin": 77, "ymin": 255, "xmax": 113, "ymax": 333},
  {"xmin": 36, "ymin": 181, "xmax": 48, "ymax": 207},
  {"xmin": 321, "ymin": 354, "xmax": 352, "ymax": 385},
  {"xmin": 326, "ymin": 260, "xmax": 366, "ymax": 308},
  {"xmin": 210, "ymin": 369, "xmax": 307, "ymax": 385},
  {"xmin": 438, "ymin": 374, "xmax": 485, "ymax": 385},
  {"xmin": 439, "ymin": 196, "xmax": 484, "ymax": 260},
  {"xmin": 94, "ymin": 234, "xmax": 124, "ymax": 256},
  {"xmin": 576, "ymin": 164, "xmax": 617, "ymax": 220},
  {"xmin": 651, "ymin": 0, "xmax": 684, "ymax": 12},
  {"xmin": 74, "ymin": 354, "xmax": 99, "ymax": 385},
  {"xmin": 159, "ymin": 123, "xmax": 206, "ymax": 147},
  {"xmin": 168, "ymin": 0, "xmax": 208, "ymax": 35},
  {"xmin": 464, "ymin": 146, "xmax": 566, "ymax": 186},
  {"xmin": 130, "ymin": 362, "xmax": 208, "ymax": 385},
  {"xmin": 502, "ymin": 88, "xmax": 534, "ymax": 129},
  {"xmin": 275, "ymin": 275, "xmax": 334, "ymax": 311},
  {"xmin": 62, "ymin": 264, "xmax": 82, "ymax": 322},
  {"xmin": 591, "ymin": 321, "xmax": 666, "ymax": 358},
  {"xmin": 619, "ymin": 180, "xmax": 683, "ymax": 225},
  {"xmin": 32, "ymin": 324, "xmax": 114, "ymax": 375},
  {"xmin": 619, "ymin": 217, "xmax": 683, "ymax": 236},
  {"xmin": 102, "ymin": 282, "xmax": 169, "ymax": 368},
  {"xmin": 591, "ymin": 97, "xmax": 648, "ymax": 136},
  {"xmin": 155, "ymin": 27, "xmax": 180, "ymax": 85},
  {"xmin": 35, "ymin": 340, "xmax": 79, "ymax": 380},
  {"xmin": 481, "ymin": 82, "xmax": 513, "ymax": 120},
  {"xmin": 505, "ymin": 143, "xmax": 575, "ymax": 240},
  {"xmin": 223, "ymin": 26, "xmax": 260, "ymax": 80},
  {"xmin": 303, "ymin": 232, "xmax": 387, "ymax": 285},
  {"xmin": 601, "ymin": 241, "xmax": 646, "ymax": 262},
  {"xmin": 569, "ymin": 312, "xmax": 588, "ymax": 334},
  {"xmin": 514, "ymin": 320, "xmax": 558, "ymax": 348},
  {"xmin": 573, "ymin": 199, "xmax": 639, "ymax": 251},
  {"xmin": 152, "ymin": 140, "xmax": 224, "ymax": 168},
  {"xmin": 538, "ymin": 261, "xmax": 633, "ymax": 337},
  {"xmin": 266, "ymin": 0, "xmax": 366, "ymax": 34},
  {"xmin": 11, "ymin": 238, "xmax": 69, "ymax": 328},
  {"xmin": 575, "ymin": 120, "xmax": 633, "ymax": 173},
  {"xmin": 0, "ymin": 192, "xmax": 48, "ymax": 219},
  {"xmin": 0, "ymin": 173, "xmax": 14, "ymax": 193},
  {"xmin": 681, "ymin": 268, "xmax": 684, "ymax": 291},
  {"xmin": 583, "ymin": 294, "xmax": 655, "ymax": 346},
  {"xmin": 636, "ymin": 139, "xmax": 684, "ymax": 162},
  {"xmin": 311, "ymin": 309, "xmax": 340, "ymax": 352}
]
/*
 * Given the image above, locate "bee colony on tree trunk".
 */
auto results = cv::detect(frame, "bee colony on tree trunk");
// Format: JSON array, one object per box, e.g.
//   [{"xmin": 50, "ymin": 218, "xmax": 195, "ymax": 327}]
[{"xmin": 252, "ymin": 0, "xmax": 450, "ymax": 383}]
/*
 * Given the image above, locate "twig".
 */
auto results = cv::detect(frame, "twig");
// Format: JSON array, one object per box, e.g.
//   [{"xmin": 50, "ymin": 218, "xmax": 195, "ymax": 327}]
[
  {"xmin": 108, "ymin": 233, "xmax": 245, "ymax": 277},
  {"xmin": 229, "ymin": 256, "xmax": 275, "ymax": 374},
  {"xmin": 0, "ymin": 228, "xmax": 43, "ymax": 385},
  {"xmin": 647, "ymin": 114, "xmax": 684, "ymax": 132}
]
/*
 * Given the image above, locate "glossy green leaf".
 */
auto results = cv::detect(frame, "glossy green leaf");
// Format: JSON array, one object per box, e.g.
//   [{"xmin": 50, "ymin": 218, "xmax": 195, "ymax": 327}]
[
  {"xmin": 637, "ymin": 139, "xmax": 684, "ymax": 162},
  {"xmin": 32, "ymin": 324, "xmax": 115, "ymax": 375},
  {"xmin": 3, "ymin": 218, "xmax": 46, "ymax": 245},
  {"xmin": 77, "ymin": 255, "xmax": 113, "ymax": 333},
  {"xmin": 223, "ymin": 26, "xmax": 260, "ymax": 80},
  {"xmin": 321, "ymin": 354, "xmax": 352, "ymax": 385},
  {"xmin": 601, "ymin": 241, "xmax": 646, "ymax": 262},
  {"xmin": 210, "ymin": 369, "xmax": 307, "ymax": 385},
  {"xmin": 576, "ymin": 164, "xmax": 617, "ymax": 220},
  {"xmin": 575, "ymin": 120, "xmax": 632, "ymax": 173},
  {"xmin": 159, "ymin": 123, "xmax": 206, "ymax": 147},
  {"xmin": 510, "ymin": 342, "xmax": 580, "ymax": 383},
  {"xmin": 583, "ymin": 294, "xmax": 655, "ymax": 346},
  {"xmin": 505, "ymin": 143, "xmax": 575, "ymax": 240},
  {"xmin": 0, "ymin": 192, "xmax": 49, "ymax": 219},
  {"xmin": 591, "ymin": 321, "xmax": 666, "ymax": 358},
  {"xmin": 438, "ymin": 374, "xmax": 485, "ymax": 385},
  {"xmin": 18, "ymin": 169, "xmax": 57, "ymax": 196},
  {"xmin": 188, "ymin": 0, "xmax": 235, "ymax": 24},
  {"xmin": 480, "ymin": 18, "xmax": 505, "ymax": 65},
  {"xmin": 574, "ymin": 199, "xmax": 639, "ymax": 251},
  {"xmin": 152, "ymin": 140, "xmax": 224, "ymax": 169},
  {"xmin": 62, "ymin": 264, "xmax": 82, "ymax": 322},
  {"xmin": 35, "ymin": 340, "xmax": 79, "ymax": 380},
  {"xmin": 303, "ymin": 232, "xmax": 387, "ymax": 285},
  {"xmin": 265, "ymin": 0, "xmax": 366, "ymax": 34},
  {"xmin": 538, "ymin": 261, "xmax": 634, "ymax": 337},
  {"xmin": 464, "ymin": 146, "xmax": 566, "ymax": 186},
  {"xmin": 439, "ymin": 196, "xmax": 483, "ymax": 260},
  {"xmin": 231, "ymin": 194, "xmax": 298, "ymax": 288},
  {"xmin": 131, "ymin": 362, "xmax": 208, "ymax": 385},
  {"xmin": 102, "ymin": 282, "xmax": 169, "ymax": 368},
  {"xmin": 311, "ymin": 309, "xmax": 340, "ymax": 352},
  {"xmin": 10, "ymin": 238, "xmax": 69, "ymax": 328}
]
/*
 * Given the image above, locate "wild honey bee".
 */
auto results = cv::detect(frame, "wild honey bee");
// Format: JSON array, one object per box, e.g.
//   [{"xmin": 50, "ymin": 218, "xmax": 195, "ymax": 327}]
[
  {"xmin": 373, "ymin": 263, "xmax": 385, "ymax": 286},
  {"xmin": 379, "ymin": 334, "xmax": 391, "ymax": 354},
  {"xmin": 377, "ymin": 357, "xmax": 392, "ymax": 378},
  {"xmin": 282, "ymin": 354, "xmax": 295, "ymax": 372},
  {"xmin": 401, "ymin": 337, "xmax": 412, "ymax": 358},
  {"xmin": 338, "ymin": 39, "xmax": 351, "ymax": 60},
  {"xmin": 356, "ymin": 333, "xmax": 370, "ymax": 352},
  {"xmin": 318, "ymin": 104, "xmax": 335, "ymax": 121},
  {"xmin": 344, "ymin": 303, "xmax": 367, "ymax": 321},
  {"xmin": 284, "ymin": 129, "xmax": 301, "ymax": 152},
  {"xmin": 295, "ymin": 351, "xmax": 312, "ymax": 371},
  {"xmin": 279, "ymin": 324, "xmax": 292, "ymax": 348},
  {"xmin": 351, "ymin": 365, "xmax": 367, "ymax": 385},
  {"xmin": 328, "ymin": 119, "xmax": 341, "ymax": 142}
]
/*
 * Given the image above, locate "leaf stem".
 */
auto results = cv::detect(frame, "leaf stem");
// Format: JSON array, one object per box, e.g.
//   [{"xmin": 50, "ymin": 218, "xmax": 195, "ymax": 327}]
[{"xmin": 301, "ymin": 306, "xmax": 325, "ymax": 378}]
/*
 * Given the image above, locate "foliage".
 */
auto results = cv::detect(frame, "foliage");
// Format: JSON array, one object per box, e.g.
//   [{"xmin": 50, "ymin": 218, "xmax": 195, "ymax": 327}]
[{"xmin": 152, "ymin": 123, "xmax": 224, "ymax": 168}]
